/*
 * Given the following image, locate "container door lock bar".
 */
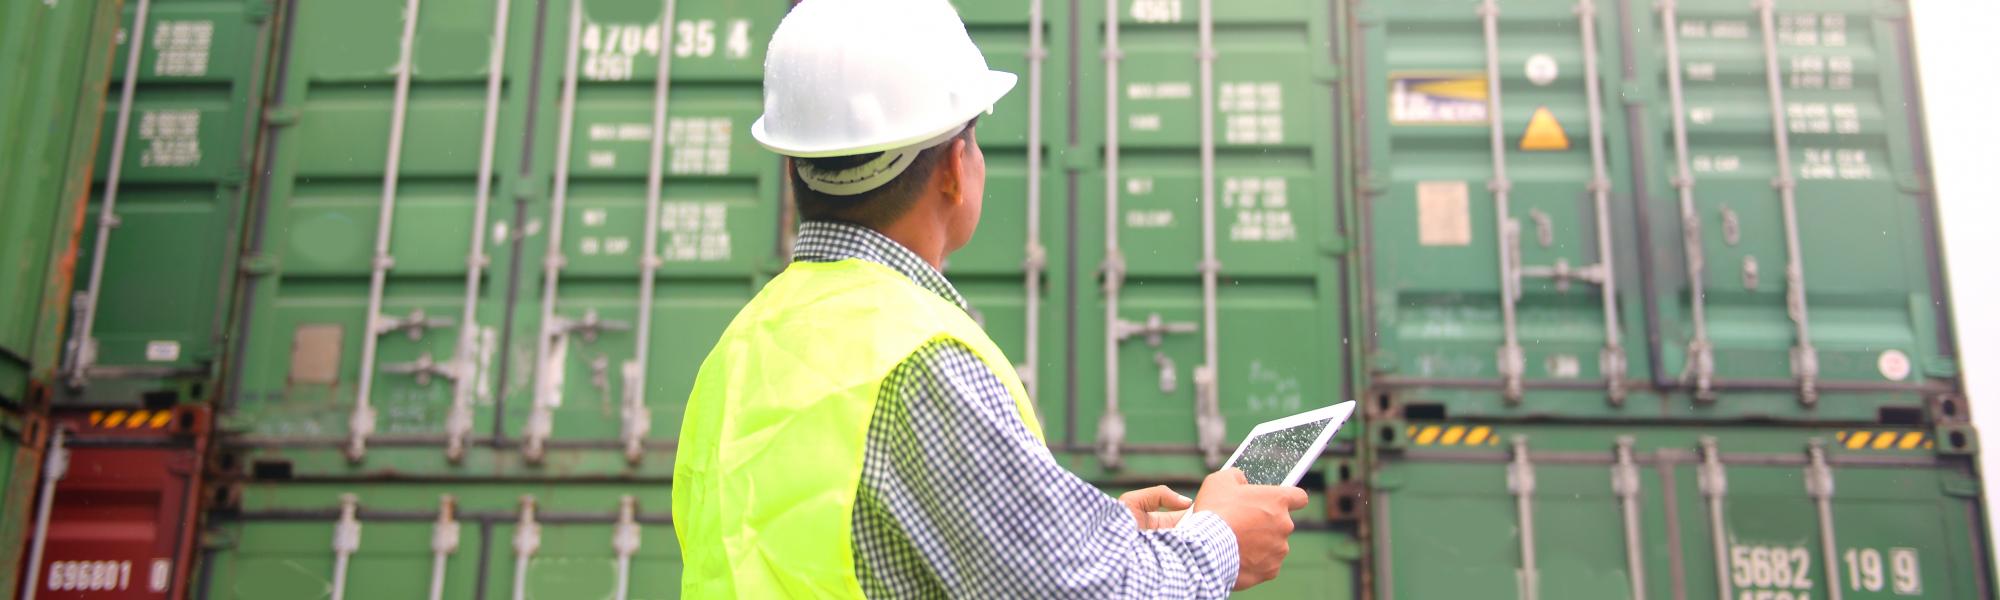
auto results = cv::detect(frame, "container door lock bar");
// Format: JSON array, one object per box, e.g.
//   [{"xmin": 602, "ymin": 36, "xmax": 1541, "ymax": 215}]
[
  {"xmin": 62, "ymin": 0, "xmax": 155, "ymax": 389},
  {"xmin": 1698, "ymin": 437, "xmax": 1732, "ymax": 600},
  {"xmin": 612, "ymin": 496, "xmax": 641, "ymax": 600},
  {"xmin": 1098, "ymin": 0, "xmax": 1128, "ymax": 471},
  {"xmin": 348, "ymin": 0, "xmax": 426, "ymax": 463},
  {"xmin": 429, "ymin": 495, "xmax": 460, "ymax": 600},
  {"xmin": 1020, "ymin": 0, "xmax": 1048, "ymax": 403},
  {"xmin": 331, "ymin": 494, "xmax": 362, "ymax": 600},
  {"xmin": 511, "ymin": 496, "xmax": 540, "ymax": 600},
  {"xmin": 626, "ymin": 0, "xmax": 680, "ymax": 467},
  {"xmin": 1659, "ymin": 0, "xmax": 1718, "ymax": 403},
  {"xmin": 525, "ymin": 0, "xmax": 588, "ymax": 465},
  {"xmin": 1194, "ymin": 0, "xmax": 1226, "ymax": 469},
  {"xmin": 1480, "ymin": 0, "xmax": 1527, "ymax": 404},
  {"xmin": 1806, "ymin": 442, "xmax": 1843, "ymax": 600},
  {"xmin": 1575, "ymin": 0, "xmax": 1628, "ymax": 404},
  {"xmin": 446, "ymin": 0, "xmax": 515, "ymax": 463},
  {"xmin": 1612, "ymin": 436, "xmax": 1647, "ymax": 600},
  {"xmin": 1508, "ymin": 436, "xmax": 1539, "ymax": 600},
  {"xmin": 1754, "ymin": 0, "xmax": 1819, "ymax": 406}
]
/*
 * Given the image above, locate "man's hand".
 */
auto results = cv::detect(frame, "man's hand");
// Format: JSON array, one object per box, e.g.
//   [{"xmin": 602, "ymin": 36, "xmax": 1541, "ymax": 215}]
[
  {"xmin": 1118, "ymin": 486, "xmax": 1192, "ymax": 530},
  {"xmin": 1190, "ymin": 468, "xmax": 1309, "ymax": 591}
]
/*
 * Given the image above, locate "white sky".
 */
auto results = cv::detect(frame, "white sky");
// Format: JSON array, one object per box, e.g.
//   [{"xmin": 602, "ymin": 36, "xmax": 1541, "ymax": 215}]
[{"xmin": 1910, "ymin": 0, "xmax": 2000, "ymax": 571}]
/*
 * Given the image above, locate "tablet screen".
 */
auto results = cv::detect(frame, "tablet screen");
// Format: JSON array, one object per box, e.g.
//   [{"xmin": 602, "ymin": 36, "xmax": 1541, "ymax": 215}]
[{"xmin": 1231, "ymin": 417, "xmax": 1334, "ymax": 485}]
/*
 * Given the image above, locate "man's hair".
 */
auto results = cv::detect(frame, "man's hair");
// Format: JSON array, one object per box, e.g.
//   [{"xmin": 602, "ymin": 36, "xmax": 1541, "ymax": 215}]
[{"xmin": 791, "ymin": 118, "xmax": 977, "ymax": 230}]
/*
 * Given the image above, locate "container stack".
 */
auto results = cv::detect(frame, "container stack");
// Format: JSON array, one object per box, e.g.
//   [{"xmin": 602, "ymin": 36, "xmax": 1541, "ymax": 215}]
[{"xmin": 0, "ymin": 0, "xmax": 1983, "ymax": 597}]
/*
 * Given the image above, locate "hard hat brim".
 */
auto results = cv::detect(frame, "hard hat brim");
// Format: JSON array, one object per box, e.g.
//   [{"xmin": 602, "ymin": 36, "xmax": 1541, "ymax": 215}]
[{"xmin": 751, "ymin": 69, "xmax": 1018, "ymax": 158}]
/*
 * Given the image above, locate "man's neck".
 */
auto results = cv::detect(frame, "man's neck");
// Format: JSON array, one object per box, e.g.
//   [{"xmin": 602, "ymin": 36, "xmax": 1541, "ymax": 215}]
[{"xmin": 874, "ymin": 218, "xmax": 949, "ymax": 270}]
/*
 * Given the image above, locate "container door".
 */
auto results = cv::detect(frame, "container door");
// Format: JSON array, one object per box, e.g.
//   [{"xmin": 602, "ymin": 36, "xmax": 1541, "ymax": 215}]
[
  {"xmin": 62, "ymin": 0, "xmax": 274, "ymax": 404},
  {"xmin": 942, "ymin": 0, "xmax": 1071, "ymax": 448},
  {"xmin": 31, "ymin": 409, "xmax": 207, "ymax": 599},
  {"xmin": 1628, "ymin": 0, "xmax": 1952, "ymax": 418},
  {"xmin": 225, "ymin": 0, "xmax": 540, "ymax": 470},
  {"xmin": 0, "ymin": 0, "xmax": 123, "ymax": 404},
  {"xmin": 1357, "ymin": 0, "xmax": 1647, "ymax": 419},
  {"xmin": 1073, "ymin": 0, "xmax": 1355, "ymax": 477},
  {"xmin": 508, "ymin": 0, "xmax": 784, "ymax": 467}
]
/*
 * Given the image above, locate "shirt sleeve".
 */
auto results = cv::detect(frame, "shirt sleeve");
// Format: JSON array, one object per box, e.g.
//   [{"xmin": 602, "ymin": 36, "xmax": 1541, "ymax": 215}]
[{"xmin": 852, "ymin": 338, "xmax": 1239, "ymax": 598}]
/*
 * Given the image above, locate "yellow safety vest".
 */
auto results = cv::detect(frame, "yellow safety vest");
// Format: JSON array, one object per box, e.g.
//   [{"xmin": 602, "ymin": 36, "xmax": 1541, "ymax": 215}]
[{"xmin": 673, "ymin": 258, "xmax": 1044, "ymax": 598}]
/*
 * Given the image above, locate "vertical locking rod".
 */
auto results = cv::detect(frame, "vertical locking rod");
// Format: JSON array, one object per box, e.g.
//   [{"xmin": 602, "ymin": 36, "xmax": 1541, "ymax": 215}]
[
  {"xmin": 447, "ymin": 0, "xmax": 514, "ymax": 462},
  {"xmin": 1096, "ymin": 0, "xmax": 1128, "ymax": 470},
  {"xmin": 612, "ymin": 496, "xmax": 641, "ymax": 600},
  {"xmin": 1698, "ymin": 436, "xmax": 1731, "ymax": 600},
  {"xmin": 20, "ymin": 428, "xmax": 69, "ymax": 600},
  {"xmin": 1193, "ymin": 0, "xmax": 1226, "ymax": 468},
  {"xmin": 1659, "ymin": 0, "xmax": 1717, "ymax": 401},
  {"xmin": 1753, "ymin": 0, "xmax": 1818, "ymax": 405},
  {"xmin": 1480, "ymin": 0, "xmax": 1526, "ymax": 403},
  {"xmin": 428, "ymin": 495, "xmax": 460, "ymax": 600},
  {"xmin": 1612, "ymin": 437, "xmax": 1647, "ymax": 600},
  {"xmin": 1509, "ymin": 436, "xmax": 1539, "ymax": 600},
  {"xmin": 526, "ymin": 0, "xmax": 587, "ymax": 463},
  {"xmin": 1021, "ymin": 0, "xmax": 1047, "ymax": 402},
  {"xmin": 511, "ymin": 496, "xmax": 540, "ymax": 600},
  {"xmin": 1807, "ymin": 442, "xmax": 1843, "ymax": 600},
  {"xmin": 1577, "ymin": 0, "xmax": 1627, "ymax": 403},
  {"xmin": 626, "ymin": 0, "xmax": 679, "ymax": 464},
  {"xmin": 331, "ymin": 494, "xmax": 362, "ymax": 600},
  {"xmin": 65, "ymin": 0, "xmax": 154, "ymax": 388},
  {"xmin": 349, "ymin": 0, "xmax": 425, "ymax": 462}
]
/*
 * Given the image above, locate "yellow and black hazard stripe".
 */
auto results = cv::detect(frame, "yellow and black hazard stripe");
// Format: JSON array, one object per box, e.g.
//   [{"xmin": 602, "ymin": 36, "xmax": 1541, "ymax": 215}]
[
  {"xmin": 86, "ymin": 409, "xmax": 176, "ymax": 430},
  {"xmin": 1835, "ymin": 430, "xmax": 1932, "ymax": 451},
  {"xmin": 1405, "ymin": 424, "xmax": 1500, "ymax": 446}
]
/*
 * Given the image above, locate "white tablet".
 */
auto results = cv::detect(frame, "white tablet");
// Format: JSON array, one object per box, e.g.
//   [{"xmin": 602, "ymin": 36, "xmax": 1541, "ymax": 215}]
[{"xmin": 1220, "ymin": 401, "xmax": 1357, "ymax": 487}]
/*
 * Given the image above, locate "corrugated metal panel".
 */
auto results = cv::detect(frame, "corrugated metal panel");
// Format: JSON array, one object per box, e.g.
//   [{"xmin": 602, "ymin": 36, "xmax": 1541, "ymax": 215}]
[
  {"xmin": 59, "ymin": 0, "xmax": 276, "ymax": 404},
  {"xmin": 1372, "ymin": 424, "xmax": 1991, "ymax": 599},
  {"xmin": 1356, "ymin": 0, "xmax": 1958, "ymax": 423},
  {"xmin": 0, "ymin": 0, "xmax": 124, "ymax": 404}
]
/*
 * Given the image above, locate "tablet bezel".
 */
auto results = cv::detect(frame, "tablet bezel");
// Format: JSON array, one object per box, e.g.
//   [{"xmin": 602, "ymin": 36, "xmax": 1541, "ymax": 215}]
[{"xmin": 1219, "ymin": 401, "xmax": 1356, "ymax": 487}]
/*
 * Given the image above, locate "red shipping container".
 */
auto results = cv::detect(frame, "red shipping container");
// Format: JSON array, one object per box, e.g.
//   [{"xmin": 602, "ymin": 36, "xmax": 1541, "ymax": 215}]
[{"xmin": 24, "ymin": 408, "xmax": 208, "ymax": 600}]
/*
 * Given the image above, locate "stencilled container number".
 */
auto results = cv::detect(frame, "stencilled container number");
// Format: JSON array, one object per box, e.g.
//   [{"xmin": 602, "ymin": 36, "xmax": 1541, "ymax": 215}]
[
  {"xmin": 1844, "ymin": 547, "xmax": 1923, "ymax": 595},
  {"xmin": 1728, "ymin": 544, "xmax": 1815, "ymax": 600},
  {"xmin": 581, "ymin": 19, "xmax": 751, "ymax": 81}
]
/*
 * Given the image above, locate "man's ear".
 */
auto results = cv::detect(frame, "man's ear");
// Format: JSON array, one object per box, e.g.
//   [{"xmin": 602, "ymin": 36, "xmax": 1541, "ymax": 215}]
[{"xmin": 937, "ymin": 138, "xmax": 967, "ymax": 206}]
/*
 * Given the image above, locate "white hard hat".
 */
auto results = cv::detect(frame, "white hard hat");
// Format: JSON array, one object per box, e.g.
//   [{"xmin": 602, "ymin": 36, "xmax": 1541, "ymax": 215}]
[{"xmin": 750, "ymin": 0, "xmax": 1016, "ymax": 160}]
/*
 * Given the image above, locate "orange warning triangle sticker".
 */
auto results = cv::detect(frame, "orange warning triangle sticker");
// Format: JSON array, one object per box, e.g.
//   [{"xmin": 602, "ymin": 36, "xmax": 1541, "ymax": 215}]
[{"xmin": 1520, "ymin": 106, "xmax": 1570, "ymax": 151}]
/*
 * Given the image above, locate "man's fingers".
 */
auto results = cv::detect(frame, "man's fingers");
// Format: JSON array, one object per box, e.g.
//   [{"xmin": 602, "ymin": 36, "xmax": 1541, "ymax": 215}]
[
  {"xmin": 1124, "ymin": 485, "xmax": 1191, "ymax": 511},
  {"xmin": 1281, "ymin": 486, "xmax": 1309, "ymax": 509},
  {"xmin": 1219, "ymin": 468, "xmax": 1248, "ymax": 485}
]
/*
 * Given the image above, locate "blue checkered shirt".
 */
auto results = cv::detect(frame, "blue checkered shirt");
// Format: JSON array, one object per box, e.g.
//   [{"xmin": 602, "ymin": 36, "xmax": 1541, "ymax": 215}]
[{"xmin": 790, "ymin": 221, "xmax": 1239, "ymax": 598}]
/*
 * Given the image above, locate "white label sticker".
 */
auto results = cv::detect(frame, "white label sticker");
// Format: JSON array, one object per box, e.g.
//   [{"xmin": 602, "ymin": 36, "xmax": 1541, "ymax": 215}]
[
  {"xmin": 1877, "ymin": 349, "xmax": 1911, "ymax": 381},
  {"xmin": 1390, "ymin": 75, "xmax": 1487, "ymax": 124},
  {"xmin": 145, "ymin": 340, "xmax": 180, "ymax": 362},
  {"xmin": 1524, "ymin": 53, "xmax": 1558, "ymax": 86},
  {"xmin": 1416, "ymin": 181, "xmax": 1472, "ymax": 246}
]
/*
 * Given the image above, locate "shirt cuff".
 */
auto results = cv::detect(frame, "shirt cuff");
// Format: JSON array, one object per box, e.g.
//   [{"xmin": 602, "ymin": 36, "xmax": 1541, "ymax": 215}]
[{"xmin": 1177, "ymin": 510, "xmax": 1241, "ymax": 588}]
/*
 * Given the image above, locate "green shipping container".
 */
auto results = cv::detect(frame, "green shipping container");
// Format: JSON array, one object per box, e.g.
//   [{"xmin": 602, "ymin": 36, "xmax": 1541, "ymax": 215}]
[
  {"xmin": 0, "ymin": 0, "xmax": 124, "ymax": 404},
  {"xmin": 59, "ymin": 0, "xmax": 276, "ymax": 407},
  {"xmin": 1358, "ymin": 0, "xmax": 1959, "ymax": 423},
  {"xmin": 1372, "ymin": 423, "xmax": 1992, "ymax": 598}
]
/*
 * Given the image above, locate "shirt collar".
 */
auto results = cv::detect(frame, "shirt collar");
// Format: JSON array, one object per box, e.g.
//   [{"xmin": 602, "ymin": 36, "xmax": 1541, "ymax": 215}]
[{"xmin": 791, "ymin": 220, "xmax": 968, "ymax": 310}]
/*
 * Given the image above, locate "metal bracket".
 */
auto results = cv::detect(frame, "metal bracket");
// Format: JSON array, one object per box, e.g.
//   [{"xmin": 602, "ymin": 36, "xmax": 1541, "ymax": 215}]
[
  {"xmin": 332, "ymin": 494, "xmax": 362, "ymax": 600},
  {"xmin": 612, "ymin": 495, "xmax": 641, "ymax": 600},
  {"xmin": 620, "ymin": 360, "xmax": 652, "ymax": 464},
  {"xmin": 1721, "ymin": 205, "xmax": 1741, "ymax": 246},
  {"xmin": 1195, "ymin": 365, "xmax": 1225, "ymax": 468},
  {"xmin": 549, "ymin": 308, "xmax": 631, "ymax": 343},
  {"xmin": 379, "ymin": 352, "xmax": 461, "ymax": 386},
  {"xmin": 1153, "ymin": 352, "xmax": 1179, "ymax": 394},
  {"xmin": 1528, "ymin": 208, "xmax": 1554, "ymax": 248},
  {"xmin": 511, "ymin": 496, "xmax": 540, "ymax": 600},
  {"xmin": 1115, "ymin": 313, "xmax": 1199, "ymax": 347},
  {"xmin": 376, "ymin": 307, "xmax": 454, "ymax": 340},
  {"xmin": 1742, "ymin": 255, "xmax": 1760, "ymax": 290},
  {"xmin": 429, "ymin": 495, "xmax": 460, "ymax": 600}
]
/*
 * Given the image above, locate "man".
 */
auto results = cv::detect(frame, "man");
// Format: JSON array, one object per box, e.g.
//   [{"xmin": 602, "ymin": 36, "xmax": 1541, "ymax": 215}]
[{"xmin": 672, "ymin": 0, "xmax": 1307, "ymax": 596}]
